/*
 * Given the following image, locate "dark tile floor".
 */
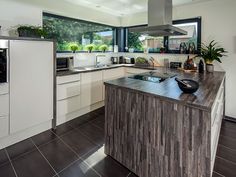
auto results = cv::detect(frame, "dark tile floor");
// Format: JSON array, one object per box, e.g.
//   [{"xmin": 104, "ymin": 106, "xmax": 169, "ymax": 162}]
[{"xmin": 0, "ymin": 107, "xmax": 235, "ymax": 177}]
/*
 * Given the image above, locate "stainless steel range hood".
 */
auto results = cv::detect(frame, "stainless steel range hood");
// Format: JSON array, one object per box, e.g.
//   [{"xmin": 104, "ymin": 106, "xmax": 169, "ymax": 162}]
[{"xmin": 130, "ymin": 0, "xmax": 187, "ymax": 36}]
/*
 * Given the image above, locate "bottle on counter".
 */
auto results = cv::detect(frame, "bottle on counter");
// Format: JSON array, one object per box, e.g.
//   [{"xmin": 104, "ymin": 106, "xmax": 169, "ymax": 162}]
[
  {"xmin": 179, "ymin": 42, "xmax": 187, "ymax": 54},
  {"xmin": 198, "ymin": 59, "xmax": 204, "ymax": 73}
]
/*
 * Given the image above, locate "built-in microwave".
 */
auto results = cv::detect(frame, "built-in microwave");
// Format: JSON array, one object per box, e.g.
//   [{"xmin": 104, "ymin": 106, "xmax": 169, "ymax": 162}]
[
  {"xmin": 0, "ymin": 40, "xmax": 8, "ymax": 83},
  {"xmin": 56, "ymin": 56, "xmax": 73, "ymax": 71}
]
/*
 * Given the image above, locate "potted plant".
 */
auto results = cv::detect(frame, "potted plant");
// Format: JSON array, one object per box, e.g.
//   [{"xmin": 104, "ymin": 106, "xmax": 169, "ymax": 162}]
[
  {"xmin": 69, "ymin": 43, "xmax": 79, "ymax": 53},
  {"xmin": 17, "ymin": 25, "xmax": 47, "ymax": 38},
  {"xmin": 85, "ymin": 44, "xmax": 95, "ymax": 53},
  {"xmin": 200, "ymin": 40, "xmax": 227, "ymax": 72},
  {"xmin": 99, "ymin": 44, "xmax": 108, "ymax": 52}
]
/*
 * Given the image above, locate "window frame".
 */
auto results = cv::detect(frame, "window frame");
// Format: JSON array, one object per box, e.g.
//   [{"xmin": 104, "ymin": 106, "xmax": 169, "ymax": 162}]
[
  {"xmin": 166, "ymin": 17, "xmax": 202, "ymax": 54},
  {"xmin": 125, "ymin": 17, "xmax": 202, "ymax": 54},
  {"xmin": 42, "ymin": 12, "xmax": 117, "ymax": 53}
]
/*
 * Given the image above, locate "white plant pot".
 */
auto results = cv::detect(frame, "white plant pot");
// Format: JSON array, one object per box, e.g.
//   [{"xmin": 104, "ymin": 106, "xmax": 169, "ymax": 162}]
[{"xmin": 206, "ymin": 64, "xmax": 214, "ymax": 72}]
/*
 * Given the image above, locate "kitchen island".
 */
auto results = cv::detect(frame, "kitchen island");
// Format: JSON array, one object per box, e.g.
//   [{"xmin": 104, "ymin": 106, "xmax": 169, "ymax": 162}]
[{"xmin": 104, "ymin": 69, "xmax": 225, "ymax": 177}]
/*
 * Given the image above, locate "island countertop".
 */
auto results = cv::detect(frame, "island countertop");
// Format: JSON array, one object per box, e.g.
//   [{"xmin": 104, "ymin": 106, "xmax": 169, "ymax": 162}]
[{"xmin": 104, "ymin": 69, "xmax": 225, "ymax": 111}]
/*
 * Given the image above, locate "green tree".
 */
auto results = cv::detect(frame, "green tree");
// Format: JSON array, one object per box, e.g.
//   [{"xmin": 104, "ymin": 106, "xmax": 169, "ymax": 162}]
[{"xmin": 128, "ymin": 32, "xmax": 143, "ymax": 50}]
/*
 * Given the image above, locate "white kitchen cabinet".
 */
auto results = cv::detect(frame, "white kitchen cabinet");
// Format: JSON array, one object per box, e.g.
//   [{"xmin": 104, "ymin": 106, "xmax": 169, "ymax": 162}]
[
  {"xmin": 210, "ymin": 78, "xmax": 225, "ymax": 173},
  {"xmin": 57, "ymin": 77, "xmax": 81, "ymax": 101},
  {"xmin": 57, "ymin": 95, "xmax": 81, "ymax": 116},
  {"xmin": 56, "ymin": 74, "xmax": 81, "ymax": 120},
  {"xmin": 103, "ymin": 67, "xmax": 125, "ymax": 81},
  {"xmin": 0, "ymin": 83, "xmax": 9, "ymax": 95},
  {"xmin": 0, "ymin": 94, "xmax": 9, "ymax": 116},
  {"xmin": 81, "ymin": 71, "xmax": 103, "ymax": 108},
  {"xmin": 102, "ymin": 67, "xmax": 125, "ymax": 99},
  {"xmin": 0, "ymin": 116, "xmax": 9, "ymax": 138},
  {"xmin": 9, "ymin": 40, "xmax": 54, "ymax": 134},
  {"xmin": 125, "ymin": 68, "xmax": 150, "ymax": 76},
  {"xmin": 57, "ymin": 74, "xmax": 80, "ymax": 84}
]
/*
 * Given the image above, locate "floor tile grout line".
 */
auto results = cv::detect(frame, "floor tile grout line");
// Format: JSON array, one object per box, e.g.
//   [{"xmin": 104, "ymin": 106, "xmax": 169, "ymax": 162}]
[
  {"xmin": 80, "ymin": 145, "xmax": 101, "ymax": 159},
  {"xmin": 218, "ymin": 143, "xmax": 236, "ymax": 152},
  {"xmin": 50, "ymin": 129, "xmax": 102, "ymax": 177},
  {"xmin": 4, "ymin": 148, "xmax": 19, "ymax": 177},
  {"xmin": 216, "ymin": 155, "xmax": 236, "ymax": 166},
  {"xmin": 126, "ymin": 172, "xmax": 131, "ymax": 177},
  {"xmin": 5, "ymin": 145, "xmax": 39, "ymax": 162},
  {"xmin": 30, "ymin": 138, "xmax": 59, "ymax": 176},
  {"xmin": 73, "ymin": 126, "xmax": 104, "ymax": 147},
  {"xmin": 213, "ymin": 171, "xmax": 225, "ymax": 177},
  {"xmin": 220, "ymin": 134, "xmax": 236, "ymax": 141},
  {"xmin": 218, "ymin": 142, "xmax": 236, "ymax": 152},
  {"xmin": 78, "ymin": 156, "xmax": 102, "ymax": 177},
  {"xmin": 90, "ymin": 121, "xmax": 104, "ymax": 131}
]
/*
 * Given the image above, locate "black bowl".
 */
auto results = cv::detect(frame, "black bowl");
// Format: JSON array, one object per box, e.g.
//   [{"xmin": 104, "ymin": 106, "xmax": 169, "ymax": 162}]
[{"xmin": 177, "ymin": 79, "xmax": 199, "ymax": 94}]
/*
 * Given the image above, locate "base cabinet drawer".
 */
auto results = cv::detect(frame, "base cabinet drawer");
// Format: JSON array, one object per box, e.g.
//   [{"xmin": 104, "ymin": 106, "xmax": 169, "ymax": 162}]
[
  {"xmin": 0, "ymin": 94, "xmax": 9, "ymax": 116},
  {"xmin": 103, "ymin": 68, "xmax": 125, "ymax": 80},
  {"xmin": 57, "ymin": 81, "xmax": 80, "ymax": 101},
  {"xmin": 0, "ymin": 116, "xmax": 9, "ymax": 138},
  {"xmin": 57, "ymin": 95, "xmax": 80, "ymax": 116},
  {"xmin": 57, "ymin": 74, "xmax": 80, "ymax": 84}
]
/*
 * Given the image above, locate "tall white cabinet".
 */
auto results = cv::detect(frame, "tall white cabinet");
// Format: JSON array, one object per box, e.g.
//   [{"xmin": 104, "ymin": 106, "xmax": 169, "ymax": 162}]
[{"xmin": 9, "ymin": 40, "xmax": 54, "ymax": 133}]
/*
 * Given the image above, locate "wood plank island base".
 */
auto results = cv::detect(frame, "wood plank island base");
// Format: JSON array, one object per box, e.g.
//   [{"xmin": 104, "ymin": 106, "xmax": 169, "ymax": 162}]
[{"xmin": 104, "ymin": 70, "xmax": 225, "ymax": 177}]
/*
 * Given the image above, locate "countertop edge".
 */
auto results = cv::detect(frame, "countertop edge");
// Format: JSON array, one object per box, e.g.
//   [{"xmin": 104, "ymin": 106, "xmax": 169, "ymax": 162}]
[{"xmin": 56, "ymin": 64, "xmax": 161, "ymax": 76}]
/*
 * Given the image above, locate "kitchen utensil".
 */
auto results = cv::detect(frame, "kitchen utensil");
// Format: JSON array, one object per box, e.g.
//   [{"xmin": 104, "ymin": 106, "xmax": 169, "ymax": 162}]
[{"xmin": 175, "ymin": 78, "xmax": 199, "ymax": 93}]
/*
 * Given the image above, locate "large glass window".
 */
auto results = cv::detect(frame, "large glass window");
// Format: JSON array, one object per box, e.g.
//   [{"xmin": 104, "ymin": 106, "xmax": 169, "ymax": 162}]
[
  {"xmin": 43, "ymin": 13, "xmax": 115, "ymax": 52},
  {"xmin": 127, "ymin": 17, "xmax": 201, "ymax": 54},
  {"xmin": 168, "ymin": 17, "xmax": 201, "ymax": 53},
  {"xmin": 127, "ymin": 29, "xmax": 164, "ymax": 53}
]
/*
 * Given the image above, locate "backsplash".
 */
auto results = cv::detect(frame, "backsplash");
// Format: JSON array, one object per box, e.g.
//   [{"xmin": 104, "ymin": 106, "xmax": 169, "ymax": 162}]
[{"xmin": 57, "ymin": 52, "xmax": 198, "ymax": 68}]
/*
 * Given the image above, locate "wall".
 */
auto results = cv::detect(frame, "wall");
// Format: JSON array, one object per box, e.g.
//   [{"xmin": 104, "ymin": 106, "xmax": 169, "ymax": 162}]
[
  {"xmin": 0, "ymin": 0, "xmax": 121, "ymax": 36},
  {"xmin": 121, "ymin": 0, "xmax": 236, "ymax": 118}
]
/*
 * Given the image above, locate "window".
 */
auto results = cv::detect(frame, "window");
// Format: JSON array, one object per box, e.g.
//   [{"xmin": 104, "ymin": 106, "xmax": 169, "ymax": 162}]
[
  {"xmin": 43, "ymin": 13, "xmax": 115, "ymax": 52},
  {"xmin": 127, "ymin": 27, "xmax": 164, "ymax": 53},
  {"xmin": 127, "ymin": 17, "xmax": 201, "ymax": 54},
  {"xmin": 168, "ymin": 17, "xmax": 201, "ymax": 53}
]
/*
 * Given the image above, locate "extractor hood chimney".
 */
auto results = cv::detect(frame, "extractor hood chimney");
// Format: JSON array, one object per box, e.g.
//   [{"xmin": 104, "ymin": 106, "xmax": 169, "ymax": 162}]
[{"xmin": 130, "ymin": 0, "xmax": 187, "ymax": 36}]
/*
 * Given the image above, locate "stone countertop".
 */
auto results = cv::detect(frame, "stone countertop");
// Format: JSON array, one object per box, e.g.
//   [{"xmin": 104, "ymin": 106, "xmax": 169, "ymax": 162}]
[
  {"xmin": 56, "ymin": 64, "xmax": 161, "ymax": 76},
  {"xmin": 104, "ymin": 69, "xmax": 225, "ymax": 111}
]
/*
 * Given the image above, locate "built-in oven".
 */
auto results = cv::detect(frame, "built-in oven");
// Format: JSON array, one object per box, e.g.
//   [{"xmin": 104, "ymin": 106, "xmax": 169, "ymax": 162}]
[
  {"xmin": 56, "ymin": 56, "xmax": 73, "ymax": 71},
  {"xmin": 0, "ymin": 40, "xmax": 8, "ymax": 83}
]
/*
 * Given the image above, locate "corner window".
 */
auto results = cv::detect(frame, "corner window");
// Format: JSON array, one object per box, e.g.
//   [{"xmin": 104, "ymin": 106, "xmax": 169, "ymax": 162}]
[
  {"xmin": 168, "ymin": 17, "xmax": 201, "ymax": 54},
  {"xmin": 43, "ymin": 13, "xmax": 115, "ymax": 52},
  {"xmin": 127, "ymin": 17, "xmax": 201, "ymax": 54}
]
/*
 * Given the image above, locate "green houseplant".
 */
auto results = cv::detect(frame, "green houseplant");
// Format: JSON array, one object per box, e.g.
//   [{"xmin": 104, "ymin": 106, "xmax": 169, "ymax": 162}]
[
  {"xmin": 85, "ymin": 44, "xmax": 95, "ymax": 53},
  {"xmin": 200, "ymin": 40, "xmax": 227, "ymax": 72},
  {"xmin": 17, "ymin": 25, "xmax": 47, "ymax": 38},
  {"xmin": 69, "ymin": 43, "xmax": 79, "ymax": 53},
  {"xmin": 99, "ymin": 44, "xmax": 108, "ymax": 52}
]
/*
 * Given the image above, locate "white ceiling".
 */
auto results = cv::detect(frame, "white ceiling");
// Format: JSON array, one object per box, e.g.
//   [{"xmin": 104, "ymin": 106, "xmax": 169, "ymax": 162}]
[{"xmin": 64, "ymin": 0, "xmax": 212, "ymax": 16}]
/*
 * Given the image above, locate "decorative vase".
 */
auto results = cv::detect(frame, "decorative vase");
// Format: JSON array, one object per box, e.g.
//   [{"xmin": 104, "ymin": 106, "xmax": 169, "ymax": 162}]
[{"xmin": 206, "ymin": 64, "xmax": 214, "ymax": 72}]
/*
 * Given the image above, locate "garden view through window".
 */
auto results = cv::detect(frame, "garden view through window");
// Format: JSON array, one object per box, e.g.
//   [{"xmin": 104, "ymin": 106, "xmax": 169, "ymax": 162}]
[
  {"xmin": 168, "ymin": 22, "xmax": 198, "ymax": 51},
  {"xmin": 128, "ymin": 30, "xmax": 164, "ymax": 53},
  {"xmin": 43, "ymin": 13, "xmax": 114, "ymax": 52},
  {"xmin": 127, "ymin": 18, "xmax": 201, "ymax": 53}
]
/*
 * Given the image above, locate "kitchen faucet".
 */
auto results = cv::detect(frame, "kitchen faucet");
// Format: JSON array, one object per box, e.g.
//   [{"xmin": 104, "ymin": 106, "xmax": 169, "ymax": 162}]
[{"xmin": 95, "ymin": 54, "xmax": 106, "ymax": 67}]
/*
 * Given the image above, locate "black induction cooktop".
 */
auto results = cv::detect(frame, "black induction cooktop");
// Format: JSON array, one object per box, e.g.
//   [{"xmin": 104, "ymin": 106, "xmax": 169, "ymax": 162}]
[{"xmin": 128, "ymin": 71, "xmax": 177, "ymax": 83}]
